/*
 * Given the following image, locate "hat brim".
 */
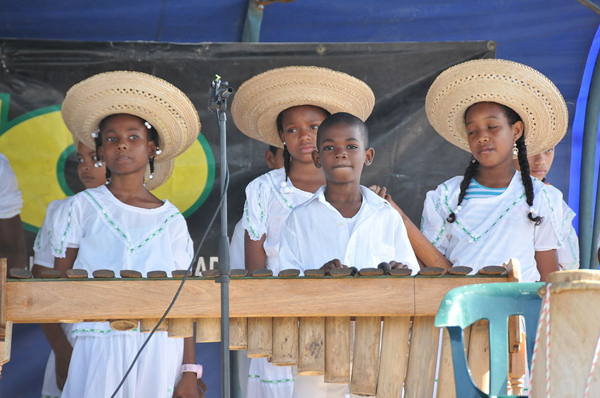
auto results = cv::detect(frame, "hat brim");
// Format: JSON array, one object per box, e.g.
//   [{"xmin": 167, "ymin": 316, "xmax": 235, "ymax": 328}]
[
  {"xmin": 145, "ymin": 158, "xmax": 174, "ymax": 191},
  {"xmin": 231, "ymin": 66, "xmax": 375, "ymax": 147},
  {"xmin": 62, "ymin": 71, "xmax": 200, "ymax": 163},
  {"xmin": 425, "ymin": 59, "xmax": 568, "ymax": 157}
]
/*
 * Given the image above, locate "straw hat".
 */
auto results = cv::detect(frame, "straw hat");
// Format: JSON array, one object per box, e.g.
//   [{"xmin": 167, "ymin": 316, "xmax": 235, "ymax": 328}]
[
  {"xmin": 62, "ymin": 71, "xmax": 200, "ymax": 164},
  {"xmin": 425, "ymin": 59, "xmax": 568, "ymax": 157},
  {"xmin": 231, "ymin": 66, "xmax": 375, "ymax": 147}
]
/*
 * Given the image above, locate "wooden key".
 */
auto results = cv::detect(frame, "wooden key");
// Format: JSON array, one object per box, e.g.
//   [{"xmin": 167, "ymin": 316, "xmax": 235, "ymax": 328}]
[
  {"xmin": 9, "ymin": 268, "xmax": 31, "ymax": 279},
  {"xmin": 172, "ymin": 270, "xmax": 191, "ymax": 278},
  {"xmin": 377, "ymin": 262, "xmax": 391, "ymax": 275},
  {"xmin": 251, "ymin": 268, "xmax": 273, "ymax": 277},
  {"xmin": 447, "ymin": 266, "xmax": 473, "ymax": 275},
  {"xmin": 120, "ymin": 270, "xmax": 142, "ymax": 278},
  {"xmin": 359, "ymin": 268, "xmax": 384, "ymax": 276},
  {"xmin": 92, "ymin": 269, "xmax": 114, "ymax": 278},
  {"xmin": 278, "ymin": 269, "xmax": 300, "ymax": 277},
  {"xmin": 329, "ymin": 268, "xmax": 351, "ymax": 277},
  {"xmin": 66, "ymin": 269, "xmax": 88, "ymax": 278},
  {"xmin": 147, "ymin": 270, "xmax": 167, "ymax": 278},
  {"xmin": 478, "ymin": 265, "xmax": 506, "ymax": 275},
  {"xmin": 230, "ymin": 269, "xmax": 248, "ymax": 278},
  {"xmin": 418, "ymin": 266, "xmax": 445, "ymax": 276},
  {"xmin": 202, "ymin": 269, "xmax": 220, "ymax": 278},
  {"xmin": 305, "ymin": 269, "xmax": 326, "ymax": 277},
  {"xmin": 40, "ymin": 270, "xmax": 62, "ymax": 279},
  {"xmin": 389, "ymin": 268, "xmax": 412, "ymax": 276}
]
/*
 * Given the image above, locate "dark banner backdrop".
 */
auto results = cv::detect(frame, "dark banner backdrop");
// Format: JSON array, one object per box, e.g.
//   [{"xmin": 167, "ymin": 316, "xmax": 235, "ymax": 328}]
[{"xmin": 0, "ymin": 39, "xmax": 493, "ymax": 397}]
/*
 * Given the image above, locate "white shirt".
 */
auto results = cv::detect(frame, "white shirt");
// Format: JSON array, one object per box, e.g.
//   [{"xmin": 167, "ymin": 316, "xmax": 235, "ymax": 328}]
[
  {"xmin": 33, "ymin": 198, "xmax": 69, "ymax": 268},
  {"xmin": 0, "ymin": 153, "xmax": 23, "ymax": 219},
  {"xmin": 230, "ymin": 219, "xmax": 245, "ymax": 269},
  {"xmin": 242, "ymin": 168, "xmax": 313, "ymax": 275},
  {"xmin": 421, "ymin": 172, "xmax": 564, "ymax": 282},
  {"xmin": 279, "ymin": 185, "xmax": 418, "ymax": 273},
  {"xmin": 556, "ymin": 196, "xmax": 579, "ymax": 270}
]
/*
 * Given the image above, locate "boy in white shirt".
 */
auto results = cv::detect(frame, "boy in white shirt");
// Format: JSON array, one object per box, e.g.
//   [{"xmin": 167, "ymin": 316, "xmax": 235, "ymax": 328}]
[{"xmin": 279, "ymin": 112, "xmax": 418, "ymax": 275}]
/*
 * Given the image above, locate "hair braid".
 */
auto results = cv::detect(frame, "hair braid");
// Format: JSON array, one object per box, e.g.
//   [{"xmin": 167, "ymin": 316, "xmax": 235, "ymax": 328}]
[
  {"xmin": 447, "ymin": 157, "xmax": 479, "ymax": 223},
  {"xmin": 516, "ymin": 134, "xmax": 543, "ymax": 225},
  {"xmin": 282, "ymin": 144, "xmax": 292, "ymax": 182}
]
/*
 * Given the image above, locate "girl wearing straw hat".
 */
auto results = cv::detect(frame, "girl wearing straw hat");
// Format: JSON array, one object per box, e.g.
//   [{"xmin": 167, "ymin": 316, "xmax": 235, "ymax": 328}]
[
  {"xmin": 46, "ymin": 71, "xmax": 204, "ymax": 398},
  {"xmin": 231, "ymin": 66, "xmax": 375, "ymax": 398},
  {"xmin": 422, "ymin": 59, "xmax": 569, "ymax": 283}
]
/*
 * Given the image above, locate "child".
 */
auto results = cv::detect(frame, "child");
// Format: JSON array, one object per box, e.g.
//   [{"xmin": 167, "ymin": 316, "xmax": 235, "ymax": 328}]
[
  {"xmin": 33, "ymin": 139, "xmax": 108, "ymax": 398},
  {"xmin": 231, "ymin": 66, "xmax": 375, "ymax": 398},
  {"xmin": 422, "ymin": 59, "xmax": 569, "ymax": 283},
  {"xmin": 512, "ymin": 147, "xmax": 579, "ymax": 270},
  {"xmin": 278, "ymin": 112, "xmax": 418, "ymax": 397},
  {"xmin": 46, "ymin": 71, "xmax": 203, "ymax": 398},
  {"xmin": 0, "ymin": 153, "xmax": 27, "ymax": 272}
]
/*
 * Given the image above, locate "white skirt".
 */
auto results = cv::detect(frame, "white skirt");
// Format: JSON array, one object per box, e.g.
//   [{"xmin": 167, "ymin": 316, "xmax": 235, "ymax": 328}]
[
  {"xmin": 246, "ymin": 358, "xmax": 294, "ymax": 398},
  {"xmin": 60, "ymin": 329, "xmax": 183, "ymax": 398}
]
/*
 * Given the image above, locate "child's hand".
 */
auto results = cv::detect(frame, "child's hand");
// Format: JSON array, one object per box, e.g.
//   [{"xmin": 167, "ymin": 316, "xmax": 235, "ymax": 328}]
[
  {"xmin": 55, "ymin": 345, "xmax": 73, "ymax": 390},
  {"xmin": 321, "ymin": 259, "xmax": 348, "ymax": 271},
  {"xmin": 173, "ymin": 373, "xmax": 206, "ymax": 398},
  {"xmin": 389, "ymin": 261, "xmax": 408, "ymax": 269},
  {"xmin": 369, "ymin": 185, "xmax": 402, "ymax": 213}
]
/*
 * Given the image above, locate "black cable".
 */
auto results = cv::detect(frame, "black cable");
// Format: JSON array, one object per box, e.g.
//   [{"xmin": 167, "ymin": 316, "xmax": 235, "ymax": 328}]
[{"xmin": 110, "ymin": 166, "xmax": 230, "ymax": 398}]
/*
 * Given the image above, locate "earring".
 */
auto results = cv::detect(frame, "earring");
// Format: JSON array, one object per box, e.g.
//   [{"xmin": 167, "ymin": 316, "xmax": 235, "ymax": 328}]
[
  {"xmin": 470, "ymin": 156, "xmax": 476, "ymax": 164},
  {"xmin": 155, "ymin": 147, "xmax": 162, "ymax": 155},
  {"xmin": 148, "ymin": 156, "xmax": 155, "ymax": 180},
  {"xmin": 513, "ymin": 142, "xmax": 518, "ymax": 156}
]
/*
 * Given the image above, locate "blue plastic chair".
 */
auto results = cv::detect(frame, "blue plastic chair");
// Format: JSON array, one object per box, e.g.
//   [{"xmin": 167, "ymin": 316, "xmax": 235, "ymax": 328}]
[{"xmin": 434, "ymin": 282, "xmax": 544, "ymax": 398}]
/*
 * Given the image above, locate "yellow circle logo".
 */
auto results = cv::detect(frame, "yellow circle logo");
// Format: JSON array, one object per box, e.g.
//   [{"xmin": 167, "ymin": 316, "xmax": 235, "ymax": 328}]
[{"xmin": 0, "ymin": 94, "xmax": 215, "ymax": 232}]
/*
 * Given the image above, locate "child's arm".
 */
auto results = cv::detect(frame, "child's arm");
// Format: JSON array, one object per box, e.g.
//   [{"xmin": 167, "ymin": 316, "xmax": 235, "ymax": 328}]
[
  {"xmin": 535, "ymin": 249, "xmax": 559, "ymax": 282},
  {"xmin": 244, "ymin": 232, "xmax": 267, "ymax": 271},
  {"xmin": 173, "ymin": 337, "xmax": 204, "ymax": 398}
]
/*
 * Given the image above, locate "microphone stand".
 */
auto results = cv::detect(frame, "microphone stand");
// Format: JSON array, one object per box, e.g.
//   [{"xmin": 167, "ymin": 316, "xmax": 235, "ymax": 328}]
[{"xmin": 208, "ymin": 75, "xmax": 234, "ymax": 398}]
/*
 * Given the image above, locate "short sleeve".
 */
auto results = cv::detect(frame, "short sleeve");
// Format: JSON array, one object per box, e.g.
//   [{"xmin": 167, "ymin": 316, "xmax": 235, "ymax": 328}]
[
  {"xmin": 0, "ymin": 154, "xmax": 23, "ymax": 219},
  {"xmin": 533, "ymin": 185, "xmax": 563, "ymax": 252},
  {"xmin": 557, "ymin": 200, "xmax": 579, "ymax": 270},
  {"xmin": 242, "ymin": 176, "xmax": 272, "ymax": 241},
  {"xmin": 33, "ymin": 200, "xmax": 64, "ymax": 267},
  {"xmin": 278, "ymin": 212, "xmax": 304, "ymax": 273},
  {"xmin": 48, "ymin": 196, "xmax": 85, "ymax": 258},
  {"xmin": 421, "ymin": 187, "xmax": 451, "ymax": 255},
  {"xmin": 169, "ymin": 215, "xmax": 194, "ymax": 271}
]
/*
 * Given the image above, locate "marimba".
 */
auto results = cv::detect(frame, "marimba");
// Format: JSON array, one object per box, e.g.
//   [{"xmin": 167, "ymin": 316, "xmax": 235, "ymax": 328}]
[{"xmin": 1, "ymin": 258, "xmax": 525, "ymax": 397}]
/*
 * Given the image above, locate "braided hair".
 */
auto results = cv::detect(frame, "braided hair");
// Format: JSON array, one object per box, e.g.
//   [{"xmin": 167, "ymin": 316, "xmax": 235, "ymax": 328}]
[
  {"xmin": 95, "ymin": 114, "xmax": 160, "ymax": 182},
  {"xmin": 276, "ymin": 107, "xmax": 330, "ymax": 181},
  {"xmin": 447, "ymin": 103, "xmax": 542, "ymax": 225}
]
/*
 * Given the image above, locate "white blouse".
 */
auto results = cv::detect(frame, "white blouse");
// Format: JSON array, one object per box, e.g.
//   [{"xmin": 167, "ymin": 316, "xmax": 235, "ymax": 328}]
[
  {"xmin": 33, "ymin": 198, "xmax": 68, "ymax": 268},
  {"xmin": 279, "ymin": 185, "xmax": 419, "ymax": 273},
  {"xmin": 0, "ymin": 153, "xmax": 23, "ymax": 219},
  {"xmin": 421, "ymin": 172, "xmax": 564, "ymax": 282},
  {"xmin": 242, "ymin": 168, "xmax": 313, "ymax": 275}
]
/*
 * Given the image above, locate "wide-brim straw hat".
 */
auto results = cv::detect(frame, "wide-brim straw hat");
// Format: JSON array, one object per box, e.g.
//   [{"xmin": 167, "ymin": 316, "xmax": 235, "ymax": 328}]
[
  {"xmin": 425, "ymin": 59, "xmax": 568, "ymax": 157},
  {"xmin": 62, "ymin": 71, "xmax": 200, "ymax": 164},
  {"xmin": 231, "ymin": 66, "xmax": 375, "ymax": 147}
]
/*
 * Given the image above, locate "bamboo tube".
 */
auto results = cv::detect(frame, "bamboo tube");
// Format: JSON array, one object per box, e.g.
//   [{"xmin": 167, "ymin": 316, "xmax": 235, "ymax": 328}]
[
  {"xmin": 230, "ymin": 317, "xmax": 248, "ymax": 350},
  {"xmin": 272, "ymin": 317, "xmax": 298, "ymax": 366},
  {"xmin": 404, "ymin": 316, "xmax": 440, "ymax": 398},
  {"xmin": 377, "ymin": 316, "xmax": 411, "ymax": 398},
  {"xmin": 325, "ymin": 316, "xmax": 351, "ymax": 383},
  {"xmin": 247, "ymin": 317, "xmax": 272, "ymax": 358},
  {"xmin": 195, "ymin": 317, "xmax": 221, "ymax": 343},
  {"xmin": 350, "ymin": 316, "xmax": 381, "ymax": 396},
  {"xmin": 298, "ymin": 317, "xmax": 325, "ymax": 375},
  {"xmin": 140, "ymin": 318, "xmax": 168, "ymax": 333},
  {"xmin": 168, "ymin": 318, "xmax": 194, "ymax": 338}
]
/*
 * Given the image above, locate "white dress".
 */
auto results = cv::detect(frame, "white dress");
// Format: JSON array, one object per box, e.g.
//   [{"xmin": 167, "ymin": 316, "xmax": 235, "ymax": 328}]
[
  {"xmin": 421, "ymin": 172, "xmax": 564, "ymax": 282},
  {"xmin": 49, "ymin": 185, "xmax": 193, "ymax": 398},
  {"xmin": 242, "ymin": 168, "xmax": 312, "ymax": 398},
  {"xmin": 556, "ymin": 196, "xmax": 579, "ymax": 270},
  {"xmin": 0, "ymin": 153, "xmax": 23, "ymax": 218},
  {"xmin": 33, "ymin": 198, "xmax": 74, "ymax": 398}
]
